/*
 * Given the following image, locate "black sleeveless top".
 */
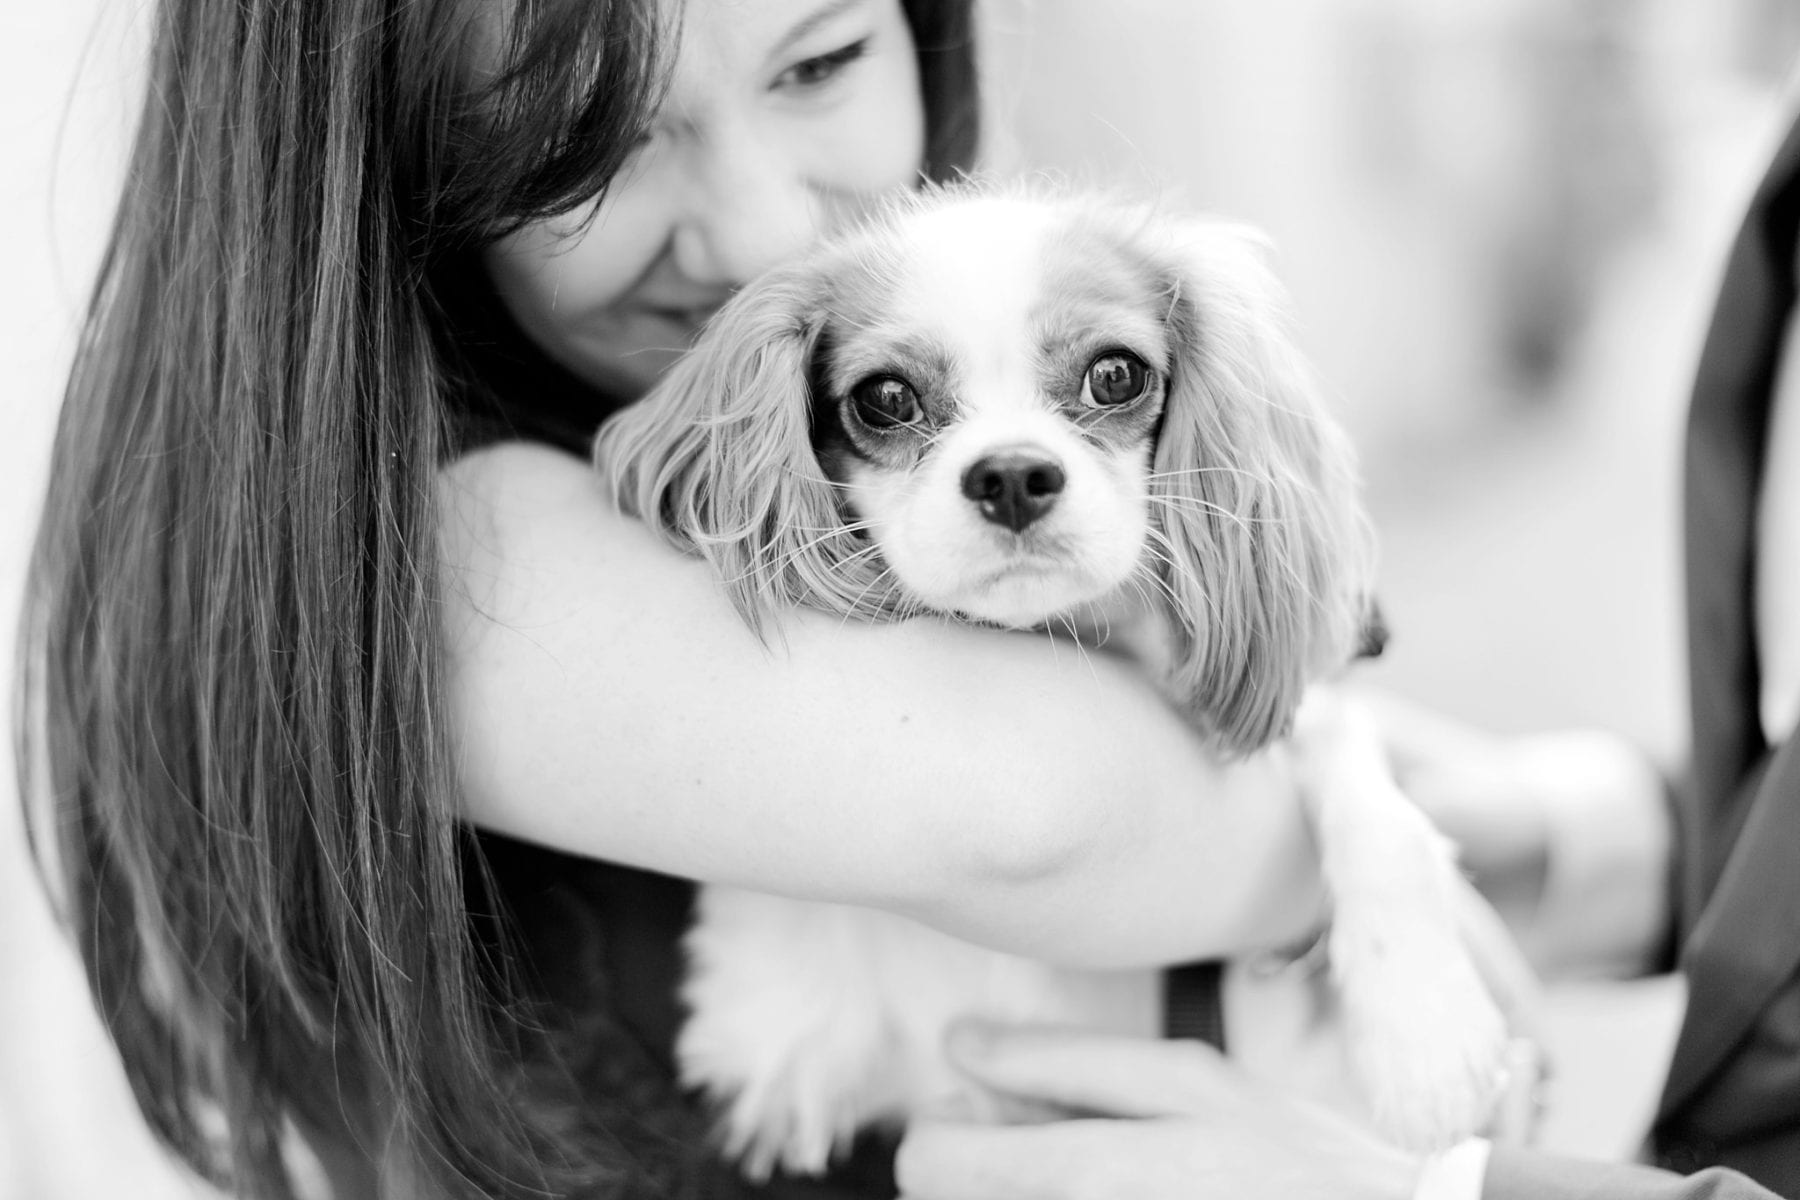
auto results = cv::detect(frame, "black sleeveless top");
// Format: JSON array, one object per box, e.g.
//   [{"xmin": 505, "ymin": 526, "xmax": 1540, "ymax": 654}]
[{"xmin": 446, "ymin": 293, "xmax": 902, "ymax": 1198}]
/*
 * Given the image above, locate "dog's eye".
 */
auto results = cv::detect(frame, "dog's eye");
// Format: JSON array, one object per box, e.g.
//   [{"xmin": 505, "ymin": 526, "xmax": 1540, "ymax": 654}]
[
  {"xmin": 850, "ymin": 376, "xmax": 923, "ymax": 428},
  {"xmin": 1084, "ymin": 352, "xmax": 1150, "ymax": 407}
]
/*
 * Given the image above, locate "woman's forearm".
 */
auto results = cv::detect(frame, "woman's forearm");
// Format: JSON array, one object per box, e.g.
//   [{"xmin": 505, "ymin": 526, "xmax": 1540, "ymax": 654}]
[{"xmin": 439, "ymin": 442, "xmax": 1323, "ymax": 966}]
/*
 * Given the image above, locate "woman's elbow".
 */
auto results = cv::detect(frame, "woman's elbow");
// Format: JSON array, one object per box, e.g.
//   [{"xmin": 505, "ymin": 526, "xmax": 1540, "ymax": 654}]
[
  {"xmin": 955, "ymin": 788, "xmax": 1104, "ymax": 888},
  {"xmin": 919, "ymin": 752, "xmax": 1142, "ymax": 898}
]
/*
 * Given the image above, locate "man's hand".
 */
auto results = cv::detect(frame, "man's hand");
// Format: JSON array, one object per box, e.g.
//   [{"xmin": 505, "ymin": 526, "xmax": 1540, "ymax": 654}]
[{"xmin": 896, "ymin": 1024, "xmax": 1421, "ymax": 1200}]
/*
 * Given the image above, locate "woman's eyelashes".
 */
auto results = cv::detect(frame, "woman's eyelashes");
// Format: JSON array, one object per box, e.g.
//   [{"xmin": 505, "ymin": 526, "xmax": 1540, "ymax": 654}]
[
  {"xmin": 773, "ymin": 38, "xmax": 871, "ymax": 94},
  {"xmin": 615, "ymin": 37, "xmax": 873, "ymax": 158},
  {"xmin": 614, "ymin": 35, "xmax": 870, "ymax": 160}
]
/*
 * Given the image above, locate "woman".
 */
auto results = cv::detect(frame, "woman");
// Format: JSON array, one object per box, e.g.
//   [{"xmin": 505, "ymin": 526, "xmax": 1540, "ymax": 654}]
[{"xmin": 17, "ymin": 0, "xmax": 1338, "ymax": 1196}]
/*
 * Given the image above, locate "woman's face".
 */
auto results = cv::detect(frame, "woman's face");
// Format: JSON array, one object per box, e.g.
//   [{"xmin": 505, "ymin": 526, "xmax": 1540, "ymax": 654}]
[{"xmin": 486, "ymin": 0, "xmax": 926, "ymax": 398}]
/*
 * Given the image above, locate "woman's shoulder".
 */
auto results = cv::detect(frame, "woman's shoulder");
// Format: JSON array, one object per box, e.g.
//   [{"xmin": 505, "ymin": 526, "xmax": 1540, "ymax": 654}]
[
  {"xmin": 446, "ymin": 436, "xmax": 589, "ymax": 490},
  {"xmin": 437, "ymin": 436, "xmax": 687, "ymax": 582},
  {"xmin": 433, "ymin": 433, "xmax": 724, "ymax": 688},
  {"xmin": 436, "ymin": 437, "xmax": 658, "ymax": 633},
  {"xmin": 439, "ymin": 436, "xmax": 613, "ymax": 534}
]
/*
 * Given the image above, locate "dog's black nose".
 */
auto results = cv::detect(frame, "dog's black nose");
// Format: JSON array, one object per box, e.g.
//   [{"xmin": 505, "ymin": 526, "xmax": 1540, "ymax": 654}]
[{"xmin": 961, "ymin": 449, "xmax": 1066, "ymax": 532}]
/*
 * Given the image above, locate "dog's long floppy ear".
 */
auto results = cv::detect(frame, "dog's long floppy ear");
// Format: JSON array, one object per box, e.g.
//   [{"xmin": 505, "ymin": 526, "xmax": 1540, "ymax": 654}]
[
  {"xmin": 592, "ymin": 260, "xmax": 892, "ymax": 641},
  {"xmin": 1146, "ymin": 218, "xmax": 1377, "ymax": 756}
]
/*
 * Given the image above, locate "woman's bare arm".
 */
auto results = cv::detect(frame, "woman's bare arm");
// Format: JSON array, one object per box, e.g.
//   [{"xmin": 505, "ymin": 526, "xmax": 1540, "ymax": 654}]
[{"xmin": 439, "ymin": 441, "xmax": 1324, "ymax": 969}]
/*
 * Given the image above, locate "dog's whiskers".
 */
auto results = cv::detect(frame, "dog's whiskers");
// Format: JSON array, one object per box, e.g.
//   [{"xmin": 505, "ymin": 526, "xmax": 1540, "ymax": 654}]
[
  {"xmin": 1144, "ymin": 518, "xmax": 1325, "ymax": 615},
  {"xmin": 1119, "ymin": 573, "xmax": 1157, "ymax": 614},
  {"xmin": 773, "ymin": 516, "xmax": 877, "ymax": 535},
  {"xmin": 819, "ymin": 475, "xmax": 887, "ymax": 497},
  {"xmin": 1144, "ymin": 492, "xmax": 1274, "ymax": 534},
  {"xmin": 1146, "ymin": 489, "xmax": 1257, "ymax": 518},
  {"xmin": 1134, "ymin": 559, "xmax": 1189, "ymax": 619},
  {"xmin": 1145, "ymin": 465, "xmax": 1268, "ymax": 484},
  {"xmin": 734, "ymin": 521, "xmax": 880, "ymax": 589},
  {"xmin": 1139, "ymin": 529, "xmax": 1226, "ymax": 629},
  {"xmin": 781, "ymin": 540, "xmax": 885, "ymax": 591},
  {"xmin": 1049, "ymin": 611, "xmax": 1105, "ymax": 688},
  {"xmin": 1087, "ymin": 603, "xmax": 1115, "ymax": 648},
  {"xmin": 837, "ymin": 560, "xmax": 904, "ymax": 625}
]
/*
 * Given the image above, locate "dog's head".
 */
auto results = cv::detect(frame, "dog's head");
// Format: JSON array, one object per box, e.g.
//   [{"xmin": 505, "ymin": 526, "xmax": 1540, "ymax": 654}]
[{"xmin": 596, "ymin": 185, "xmax": 1375, "ymax": 754}]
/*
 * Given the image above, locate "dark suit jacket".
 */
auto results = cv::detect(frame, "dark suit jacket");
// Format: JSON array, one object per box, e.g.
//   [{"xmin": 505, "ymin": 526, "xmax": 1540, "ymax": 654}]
[{"xmin": 1485, "ymin": 103, "xmax": 1800, "ymax": 1200}]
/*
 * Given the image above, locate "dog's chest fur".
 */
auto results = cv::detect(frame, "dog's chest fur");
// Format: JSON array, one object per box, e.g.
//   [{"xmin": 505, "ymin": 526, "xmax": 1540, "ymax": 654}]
[{"xmin": 679, "ymin": 887, "xmax": 1160, "ymax": 1176}]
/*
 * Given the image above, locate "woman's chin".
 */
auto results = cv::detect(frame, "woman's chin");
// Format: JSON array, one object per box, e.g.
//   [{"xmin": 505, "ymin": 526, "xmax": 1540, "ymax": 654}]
[{"xmin": 558, "ymin": 340, "xmax": 681, "ymax": 401}]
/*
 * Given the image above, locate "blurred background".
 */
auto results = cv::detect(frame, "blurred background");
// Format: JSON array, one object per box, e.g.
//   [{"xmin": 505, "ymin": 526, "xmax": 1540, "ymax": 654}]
[{"xmin": 5, "ymin": 0, "xmax": 1800, "ymax": 1195}]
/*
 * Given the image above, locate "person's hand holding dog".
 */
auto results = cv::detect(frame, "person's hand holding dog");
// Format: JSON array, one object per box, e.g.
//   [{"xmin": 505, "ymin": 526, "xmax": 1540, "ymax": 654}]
[
  {"xmin": 896, "ymin": 1023, "xmax": 1421, "ymax": 1200},
  {"xmin": 895, "ymin": 818, "xmax": 1547, "ymax": 1200}
]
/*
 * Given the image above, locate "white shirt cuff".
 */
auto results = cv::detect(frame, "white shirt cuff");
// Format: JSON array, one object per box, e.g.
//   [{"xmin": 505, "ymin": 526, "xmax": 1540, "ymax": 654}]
[{"xmin": 1412, "ymin": 1137, "xmax": 1492, "ymax": 1200}]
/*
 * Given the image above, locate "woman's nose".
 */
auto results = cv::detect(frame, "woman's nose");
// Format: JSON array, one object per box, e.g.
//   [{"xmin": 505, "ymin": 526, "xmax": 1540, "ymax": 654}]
[{"xmin": 672, "ymin": 130, "xmax": 820, "ymax": 287}]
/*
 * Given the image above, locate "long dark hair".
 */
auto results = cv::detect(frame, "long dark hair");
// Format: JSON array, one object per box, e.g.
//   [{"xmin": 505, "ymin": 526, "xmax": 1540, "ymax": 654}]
[
  {"xmin": 16, "ymin": 0, "xmax": 978, "ymax": 1197},
  {"xmin": 908, "ymin": 0, "xmax": 981, "ymax": 182}
]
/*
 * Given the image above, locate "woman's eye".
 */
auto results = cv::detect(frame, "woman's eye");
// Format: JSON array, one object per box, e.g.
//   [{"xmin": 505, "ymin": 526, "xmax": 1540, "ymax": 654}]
[
  {"xmin": 850, "ymin": 376, "xmax": 922, "ymax": 428},
  {"xmin": 775, "ymin": 39, "xmax": 869, "ymax": 91},
  {"xmin": 1084, "ymin": 351, "xmax": 1151, "ymax": 406},
  {"xmin": 621, "ymin": 125, "xmax": 662, "ymax": 164}
]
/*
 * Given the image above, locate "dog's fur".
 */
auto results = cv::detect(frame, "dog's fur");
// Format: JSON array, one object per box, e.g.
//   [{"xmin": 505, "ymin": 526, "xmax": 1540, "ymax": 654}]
[{"xmin": 593, "ymin": 184, "xmax": 1509, "ymax": 1177}]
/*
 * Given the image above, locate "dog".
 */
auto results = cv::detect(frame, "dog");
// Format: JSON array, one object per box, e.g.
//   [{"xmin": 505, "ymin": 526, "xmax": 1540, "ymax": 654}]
[{"xmin": 593, "ymin": 183, "xmax": 1514, "ymax": 1178}]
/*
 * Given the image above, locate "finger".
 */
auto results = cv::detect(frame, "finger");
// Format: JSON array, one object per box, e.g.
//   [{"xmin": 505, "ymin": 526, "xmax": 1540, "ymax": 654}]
[
  {"xmin": 944, "ymin": 1022, "xmax": 1233, "ymax": 1118},
  {"xmin": 896, "ymin": 1119, "xmax": 1108, "ymax": 1200}
]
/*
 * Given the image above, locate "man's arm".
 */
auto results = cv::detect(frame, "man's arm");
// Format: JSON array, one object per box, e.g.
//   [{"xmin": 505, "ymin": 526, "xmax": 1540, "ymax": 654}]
[{"xmin": 1486, "ymin": 1148, "xmax": 1783, "ymax": 1200}]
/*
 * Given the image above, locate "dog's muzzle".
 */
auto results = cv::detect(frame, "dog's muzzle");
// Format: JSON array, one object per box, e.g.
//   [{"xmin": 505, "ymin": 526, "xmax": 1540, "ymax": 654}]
[{"xmin": 960, "ymin": 446, "xmax": 1066, "ymax": 532}]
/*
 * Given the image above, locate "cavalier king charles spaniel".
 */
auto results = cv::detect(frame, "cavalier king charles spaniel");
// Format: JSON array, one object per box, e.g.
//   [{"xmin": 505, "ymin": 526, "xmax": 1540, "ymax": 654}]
[{"xmin": 594, "ymin": 184, "xmax": 1514, "ymax": 1178}]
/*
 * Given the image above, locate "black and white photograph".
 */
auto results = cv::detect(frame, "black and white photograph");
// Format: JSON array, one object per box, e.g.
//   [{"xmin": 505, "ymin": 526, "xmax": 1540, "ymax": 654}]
[{"xmin": 4, "ymin": 1, "xmax": 1800, "ymax": 1197}]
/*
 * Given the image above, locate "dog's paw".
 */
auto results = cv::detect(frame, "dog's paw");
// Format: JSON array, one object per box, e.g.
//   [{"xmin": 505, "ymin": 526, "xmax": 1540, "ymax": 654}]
[
  {"xmin": 1331, "ymin": 918, "xmax": 1511, "ymax": 1152},
  {"xmin": 709, "ymin": 1067, "xmax": 868, "ymax": 1182},
  {"xmin": 680, "ymin": 888, "xmax": 905, "ymax": 1179},
  {"xmin": 682, "ymin": 1004, "xmax": 888, "ymax": 1180}
]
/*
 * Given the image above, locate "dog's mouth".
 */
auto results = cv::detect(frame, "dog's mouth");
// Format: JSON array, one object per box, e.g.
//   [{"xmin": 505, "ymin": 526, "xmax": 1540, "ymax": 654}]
[
  {"xmin": 972, "ymin": 546, "xmax": 1077, "ymax": 586},
  {"xmin": 965, "ymin": 523, "xmax": 1079, "ymax": 571},
  {"xmin": 971, "ymin": 560, "xmax": 1059, "ymax": 593},
  {"xmin": 946, "ymin": 546, "xmax": 1133, "ymax": 627}
]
